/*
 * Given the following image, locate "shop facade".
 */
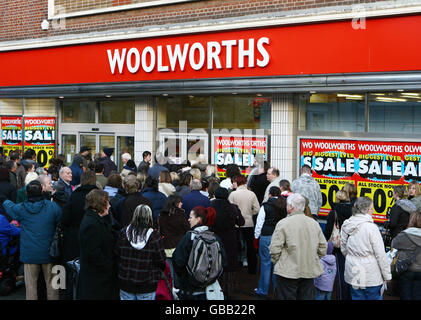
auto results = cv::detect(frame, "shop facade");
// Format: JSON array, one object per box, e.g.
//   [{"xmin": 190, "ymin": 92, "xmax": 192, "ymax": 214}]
[{"xmin": 2, "ymin": 7, "xmax": 421, "ymax": 221}]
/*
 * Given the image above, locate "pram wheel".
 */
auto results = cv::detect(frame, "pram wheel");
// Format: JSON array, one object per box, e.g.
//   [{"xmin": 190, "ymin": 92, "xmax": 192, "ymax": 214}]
[{"xmin": 0, "ymin": 277, "xmax": 15, "ymax": 296}]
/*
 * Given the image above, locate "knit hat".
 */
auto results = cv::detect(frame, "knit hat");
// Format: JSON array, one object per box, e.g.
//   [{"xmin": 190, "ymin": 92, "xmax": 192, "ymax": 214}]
[
  {"xmin": 214, "ymin": 187, "xmax": 229, "ymax": 200},
  {"xmin": 103, "ymin": 147, "xmax": 114, "ymax": 158},
  {"xmin": 25, "ymin": 171, "xmax": 39, "ymax": 186}
]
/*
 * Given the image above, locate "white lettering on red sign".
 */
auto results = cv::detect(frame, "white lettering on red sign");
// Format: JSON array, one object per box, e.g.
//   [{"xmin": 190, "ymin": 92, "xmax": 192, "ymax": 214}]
[{"xmin": 107, "ymin": 37, "xmax": 270, "ymax": 75}]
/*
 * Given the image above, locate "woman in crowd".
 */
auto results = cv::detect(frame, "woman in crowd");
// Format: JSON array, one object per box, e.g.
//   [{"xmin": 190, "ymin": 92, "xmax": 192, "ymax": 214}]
[
  {"xmin": 210, "ymin": 187, "xmax": 245, "ymax": 299},
  {"xmin": 340, "ymin": 197, "xmax": 391, "ymax": 300},
  {"xmin": 172, "ymin": 206, "xmax": 226, "ymax": 300},
  {"xmin": 391, "ymin": 211, "xmax": 421, "ymax": 300},
  {"xmin": 158, "ymin": 195, "xmax": 190, "ymax": 288},
  {"xmin": 141, "ymin": 176, "xmax": 167, "ymax": 221},
  {"xmin": 79, "ymin": 189, "xmax": 118, "ymax": 300},
  {"xmin": 408, "ymin": 181, "xmax": 421, "ymax": 200},
  {"xmin": 279, "ymin": 179, "xmax": 293, "ymax": 198},
  {"xmin": 254, "ymin": 186, "xmax": 287, "ymax": 298},
  {"xmin": 0, "ymin": 167, "xmax": 16, "ymax": 204},
  {"xmin": 61, "ymin": 171, "xmax": 98, "ymax": 264},
  {"xmin": 386, "ymin": 186, "xmax": 416, "ymax": 240},
  {"xmin": 208, "ymin": 181, "xmax": 220, "ymax": 201},
  {"xmin": 228, "ymin": 175, "xmax": 260, "ymax": 274},
  {"xmin": 324, "ymin": 189, "xmax": 353, "ymax": 300},
  {"xmin": 176, "ymin": 172, "xmax": 193, "ymax": 198},
  {"xmin": 342, "ymin": 182, "xmax": 358, "ymax": 205},
  {"xmin": 158, "ymin": 171, "xmax": 176, "ymax": 197},
  {"xmin": 220, "ymin": 164, "xmax": 241, "ymax": 190},
  {"xmin": 115, "ymin": 204, "xmax": 166, "ymax": 300}
]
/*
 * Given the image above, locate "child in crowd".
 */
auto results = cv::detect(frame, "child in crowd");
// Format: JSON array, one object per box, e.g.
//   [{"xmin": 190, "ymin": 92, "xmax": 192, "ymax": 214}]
[{"xmin": 314, "ymin": 241, "xmax": 337, "ymax": 300}]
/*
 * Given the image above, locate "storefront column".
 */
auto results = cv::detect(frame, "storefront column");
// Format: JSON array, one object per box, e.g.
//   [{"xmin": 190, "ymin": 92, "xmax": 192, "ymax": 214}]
[
  {"xmin": 270, "ymin": 93, "xmax": 298, "ymax": 182},
  {"xmin": 135, "ymin": 96, "xmax": 155, "ymax": 164}
]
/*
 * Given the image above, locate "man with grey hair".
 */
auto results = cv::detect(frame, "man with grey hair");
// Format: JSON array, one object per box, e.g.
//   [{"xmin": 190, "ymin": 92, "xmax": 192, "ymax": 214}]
[
  {"xmin": 269, "ymin": 193, "xmax": 327, "ymax": 300},
  {"xmin": 181, "ymin": 179, "xmax": 211, "ymax": 219},
  {"xmin": 291, "ymin": 165, "xmax": 322, "ymax": 218},
  {"xmin": 53, "ymin": 166, "xmax": 73, "ymax": 199}
]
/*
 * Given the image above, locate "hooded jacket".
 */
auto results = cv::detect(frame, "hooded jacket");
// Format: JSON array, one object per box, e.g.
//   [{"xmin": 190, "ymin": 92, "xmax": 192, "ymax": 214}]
[
  {"xmin": 391, "ymin": 227, "xmax": 421, "ymax": 273},
  {"xmin": 115, "ymin": 227, "xmax": 166, "ymax": 294},
  {"xmin": 340, "ymin": 213, "xmax": 391, "ymax": 288},
  {"xmin": 314, "ymin": 242, "xmax": 337, "ymax": 292},
  {"xmin": 291, "ymin": 174, "xmax": 323, "ymax": 216},
  {"xmin": 2, "ymin": 198, "xmax": 61, "ymax": 264},
  {"xmin": 387, "ymin": 200, "xmax": 416, "ymax": 239}
]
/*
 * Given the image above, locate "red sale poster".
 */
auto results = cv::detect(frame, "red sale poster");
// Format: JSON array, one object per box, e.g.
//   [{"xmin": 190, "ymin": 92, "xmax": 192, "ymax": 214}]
[{"xmin": 299, "ymin": 138, "xmax": 421, "ymax": 222}]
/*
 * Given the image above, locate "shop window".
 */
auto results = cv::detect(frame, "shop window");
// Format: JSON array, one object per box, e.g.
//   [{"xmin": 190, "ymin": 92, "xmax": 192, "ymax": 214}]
[
  {"xmin": 99, "ymin": 100, "xmax": 135, "ymax": 124},
  {"xmin": 62, "ymin": 134, "xmax": 76, "ymax": 165},
  {"xmin": 25, "ymin": 99, "xmax": 56, "ymax": 116},
  {"xmin": 0, "ymin": 99, "xmax": 22, "ymax": 115},
  {"xmin": 299, "ymin": 93, "xmax": 365, "ymax": 132},
  {"xmin": 213, "ymin": 95, "xmax": 271, "ymax": 130},
  {"xmin": 368, "ymin": 92, "xmax": 421, "ymax": 133},
  {"xmin": 157, "ymin": 96, "xmax": 210, "ymax": 129},
  {"xmin": 62, "ymin": 101, "xmax": 95, "ymax": 123}
]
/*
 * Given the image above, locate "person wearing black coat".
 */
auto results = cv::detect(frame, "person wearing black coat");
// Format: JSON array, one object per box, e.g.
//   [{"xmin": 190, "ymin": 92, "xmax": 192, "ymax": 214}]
[
  {"xmin": 61, "ymin": 172, "xmax": 98, "ymax": 263},
  {"xmin": 385, "ymin": 186, "xmax": 417, "ymax": 240},
  {"xmin": 98, "ymin": 148, "xmax": 118, "ymax": 177},
  {"xmin": 323, "ymin": 190, "xmax": 353, "ymax": 301},
  {"xmin": 78, "ymin": 189, "xmax": 119, "ymax": 300},
  {"xmin": 210, "ymin": 187, "xmax": 245, "ymax": 299},
  {"xmin": 248, "ymin": 163, "xmax": 270, "ymax": 205},
  {"xmin": 0, "ymin": 167, "xmax": 17, "ymax": 204},
  {"xmin": 120, "ymin": 175, "xmax": 153, "ymax": 227}
]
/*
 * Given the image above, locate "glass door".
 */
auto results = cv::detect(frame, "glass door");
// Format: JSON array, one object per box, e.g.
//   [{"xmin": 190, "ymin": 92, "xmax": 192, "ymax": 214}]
[
  {"xmin": 117, "ymin": 136, "xmax": 135, "ymax": 171},
  {"xmin": 99, "ymin": 135, "xmax": 116, "ymax": 162}
]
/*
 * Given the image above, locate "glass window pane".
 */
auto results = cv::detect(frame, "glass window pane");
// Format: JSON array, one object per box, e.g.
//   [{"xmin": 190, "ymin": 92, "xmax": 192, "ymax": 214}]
[
  {"xmin": 62, "ymin": 101, "xmax": 95, "ymax": 123},
  {"xmin": 99, "ymin": 100, "xmax": 135, "ymax": 124},
  {"xmin": 99, "ymin": 135, "xmax": 115, "ymax": 161},
  {"xmin": 157, "ymin": 96, "xmax": 210, "ymax": 129},
  {"xmin": 213, "ymin": 95, "xmax": 271, "ymax": 129},
  {"xmin": 369, "ymin": 92, "xmax": 421, "ymax": 133},
  {"xmin": 117, "ymin": 136, "xmax": 134, "ymax": 171},
  {"xmin": 80, "ymin": 134, "xmax": 97, "ymax": 156},
  {"xmin": 62, "ymin": 134, "xmax": 76, "ymax": 166},
  {"xmin": 299, "ymin": 93, "xmax": 365, "ymax": 132},
  {"xmin": 0, "ymin": 99, "xmax": 22, "ymax": 115}
]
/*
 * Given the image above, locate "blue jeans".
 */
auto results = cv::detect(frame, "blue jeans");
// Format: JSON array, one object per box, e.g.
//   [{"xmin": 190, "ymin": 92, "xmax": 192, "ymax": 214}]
[
  {"xmin": 350, "ymin": 285, "xmax": 383, "ymax": 300},
  {"xmin": 315, "ymin": 288, "xmax": 332, "ymax": 300},
  {"xmin": 120, "ymin": 290, "xmax": 156, "ymax": 300},
  {"xmin": 256, "ymin": 236, "xmax": 276, "ymax": 296}
]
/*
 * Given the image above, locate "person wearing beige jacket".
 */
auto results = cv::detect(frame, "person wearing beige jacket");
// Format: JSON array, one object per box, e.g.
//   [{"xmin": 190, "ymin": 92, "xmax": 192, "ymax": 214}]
[
  {"xmin": 228, "ymin": 175, "xmax": 260, "ymax": 274},
  {"xmin": 269, "ymin": 193, "xmax": 327, "ymax": 300}
]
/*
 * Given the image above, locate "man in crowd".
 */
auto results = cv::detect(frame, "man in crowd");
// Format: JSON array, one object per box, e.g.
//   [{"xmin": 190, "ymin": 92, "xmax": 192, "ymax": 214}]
[
  {"xmin": 263, "ymin": 167, "xmax": 282, "ymax": 203},
  {"xmin": 6, "ymin": 160, "xmax": 18, "ymax": 189},
  {"xmin": 16, "ymin": 149, "xmax": 36, "ymax": 189},
  {"xmin": 269, "ymin": 193, "xmax": 327, "ymax": 300},
  {"xmin": 138, "ymin": 150, "xmax": 152, "ymax": 173},
  {"xmin": 77, "ymin": 146, "xmax": 91, "ymax": 170},
  {"xmin": 0, "ymin": 180, "xmax": 62, "ymax": 300},
  {"xmin": 182, "ymin": 179, "xmax": 211, "ymax": 219},
  {"xmin": 54, "ymin": 167, "xmax": 73, "ymax": 199},
  {"xmin": 148, "ymin": 152, "xmax": 169, "ymax": 181},
  {"xmin": 99, "ymin": 147, "xmax": 118, "ymax": 177},
  {"xmin": 291, "ymin": 165, "xmax": 322, "ymax": 218},
  {"xmin": 94, "ymin": 162, "xmax": 107, "ymax": 189}
]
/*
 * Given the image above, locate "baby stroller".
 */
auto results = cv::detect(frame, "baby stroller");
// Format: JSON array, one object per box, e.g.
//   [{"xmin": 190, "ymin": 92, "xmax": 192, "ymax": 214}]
[{"xmin": 0, "ymin": 236, "xmax": 22, "ymax": 296}]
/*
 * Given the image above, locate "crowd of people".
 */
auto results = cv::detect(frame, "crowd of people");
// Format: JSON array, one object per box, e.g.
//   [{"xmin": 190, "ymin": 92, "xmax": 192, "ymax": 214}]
[{"xmin": 0, "ymin": 146, "xmax": 420, "ymax": 300}]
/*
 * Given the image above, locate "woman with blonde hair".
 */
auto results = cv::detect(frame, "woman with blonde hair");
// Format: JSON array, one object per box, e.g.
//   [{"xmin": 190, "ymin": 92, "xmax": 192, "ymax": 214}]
[
  {"xmin": 408, "ymin": 181, "xmax": 421, "ymax": 200},
  {"xmin": 115, "ymin": 204, "xmax": 166, "ymax": 300}
]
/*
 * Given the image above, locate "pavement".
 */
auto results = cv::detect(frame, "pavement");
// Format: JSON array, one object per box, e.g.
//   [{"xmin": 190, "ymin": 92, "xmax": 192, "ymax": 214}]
[{"xmin": 0, "ymin": 264, "xmax": 399, "ymax": 301}]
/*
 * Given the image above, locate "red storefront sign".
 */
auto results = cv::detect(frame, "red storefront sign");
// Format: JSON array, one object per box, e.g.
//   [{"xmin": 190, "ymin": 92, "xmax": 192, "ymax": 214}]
[
  {"xmin": 1, "ymin": 117, "xmax": 23, "ymax": 156},
  {"xmin": 299, "ymin": 138, "xmax": 421, "ymax": 222},
  {"xmin": 1, "ymin": 15, "xmax": 421, "ymax": 86}
]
